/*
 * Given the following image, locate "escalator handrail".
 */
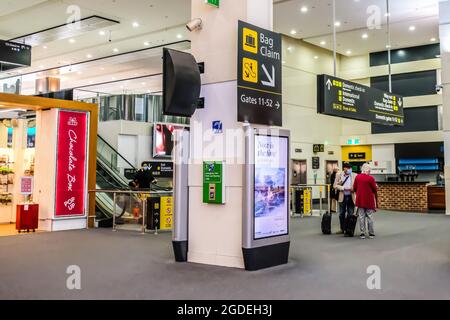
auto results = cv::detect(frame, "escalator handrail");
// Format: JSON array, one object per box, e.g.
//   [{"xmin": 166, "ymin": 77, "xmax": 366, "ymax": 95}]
[{"xmin": 97, "ymin": 134, "xmax": 137, "ymax": 171}]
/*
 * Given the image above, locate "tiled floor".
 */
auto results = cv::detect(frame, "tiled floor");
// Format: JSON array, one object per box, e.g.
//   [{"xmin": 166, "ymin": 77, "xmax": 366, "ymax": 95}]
[{"xmin": 0, "ymin": 224, "xmax": 44, "ymax": 237}]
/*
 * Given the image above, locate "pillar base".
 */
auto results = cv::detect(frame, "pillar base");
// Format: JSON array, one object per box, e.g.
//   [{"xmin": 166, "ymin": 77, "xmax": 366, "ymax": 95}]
[
  {"xmin": 172, "ymin": 241, "xmax": 188, "ymax": 262},
  {"xmin": 242, "ymin": 242, "xmax": 290, "ymax": 271}
]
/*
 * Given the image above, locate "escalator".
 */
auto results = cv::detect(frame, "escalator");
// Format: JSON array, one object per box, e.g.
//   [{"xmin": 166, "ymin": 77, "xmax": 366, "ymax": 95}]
[{"xmin": 95, "ymin": 135, "xmax": 137, "ymax": 227}]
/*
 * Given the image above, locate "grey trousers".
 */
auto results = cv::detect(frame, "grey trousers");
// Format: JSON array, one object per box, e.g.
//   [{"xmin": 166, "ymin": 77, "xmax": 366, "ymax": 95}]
[{"xmin": 358, "ymin": 208, "xmax": 375, "ymax": 235}]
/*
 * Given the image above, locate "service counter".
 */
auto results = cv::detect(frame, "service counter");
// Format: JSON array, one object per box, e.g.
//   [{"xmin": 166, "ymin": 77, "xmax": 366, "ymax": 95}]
[
  {"xmin": 427, "ymin": 185, "xmax": 446, "ymax": 210},
  {"xmin": 377, "ymin": 181, "xmax": 430, "ymax": 212}
]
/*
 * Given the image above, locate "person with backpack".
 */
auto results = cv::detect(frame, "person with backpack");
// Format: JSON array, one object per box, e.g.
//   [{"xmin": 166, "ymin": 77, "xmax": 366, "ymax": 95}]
[
  {"xmin": 353, "ymin": 163, "xmax": 378, "ymax": 239},
  {"xmin": 333, "ymin": 162, "xmax": 357, "ymax": 235}
]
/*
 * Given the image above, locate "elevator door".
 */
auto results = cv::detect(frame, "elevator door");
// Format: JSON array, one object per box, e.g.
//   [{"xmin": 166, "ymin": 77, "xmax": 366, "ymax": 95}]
[
  {"xmin": 325, "ymin": 161, "xmax": 339, "ymax": 185},
  {"xmin": 292, "ymin": 160, "xmax": 307, "ymax": 185}
]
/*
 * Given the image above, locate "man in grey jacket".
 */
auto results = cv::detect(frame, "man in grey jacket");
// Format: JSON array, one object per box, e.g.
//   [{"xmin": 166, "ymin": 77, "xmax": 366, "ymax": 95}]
[{"xmin": 333, "ymin": 162, "xmax": 357, "ymax": 234}]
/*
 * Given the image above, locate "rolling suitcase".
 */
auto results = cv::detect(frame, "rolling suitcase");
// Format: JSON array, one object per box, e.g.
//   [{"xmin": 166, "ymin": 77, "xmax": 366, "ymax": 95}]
[
  {"xmin": 321, "ymin": 211, "xmax": 332, "ymax": 235},
  {"xmin": 16, "ymin": 204, "xmax": 39, "ymax": 233},
  {"xmin": 344, "ymin": 214, "xmax": 357, "ymax": 237}
]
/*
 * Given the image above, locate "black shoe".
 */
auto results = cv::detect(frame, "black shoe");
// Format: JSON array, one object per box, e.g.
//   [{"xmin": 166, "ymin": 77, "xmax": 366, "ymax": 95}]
[
  {"xmin": 360, "ymin": 234, "xmax": 366, "ymax": 239},
  {"xmin": 369, "ymin": 234, "xmax": 375, "ymax": 239}
]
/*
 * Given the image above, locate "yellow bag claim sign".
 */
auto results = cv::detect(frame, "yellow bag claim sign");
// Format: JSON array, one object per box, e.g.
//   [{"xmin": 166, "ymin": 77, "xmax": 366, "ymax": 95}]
[{"xmin": 160, "ymin": 196, "xmax": 173, "ymax": 231}]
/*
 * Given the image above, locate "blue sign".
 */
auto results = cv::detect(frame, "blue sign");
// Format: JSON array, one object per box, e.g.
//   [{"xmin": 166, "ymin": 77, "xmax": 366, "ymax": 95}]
[{"xmin": 212, "ymin": 121, "xmax": 223, "ymax": 134}]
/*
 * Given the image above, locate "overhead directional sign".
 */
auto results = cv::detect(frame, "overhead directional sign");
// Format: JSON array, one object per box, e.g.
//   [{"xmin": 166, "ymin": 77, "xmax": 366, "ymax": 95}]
[
  {"xmin": 0, "ymin": 40, "xmax": 31, "ymax": 71},
  {"xmin": 317, "ymin": 74, "xmax": 404, "ymax": 127},
  {"xmin": 238, "ymin": 20, "xmax": 282, "ymax": 126}
]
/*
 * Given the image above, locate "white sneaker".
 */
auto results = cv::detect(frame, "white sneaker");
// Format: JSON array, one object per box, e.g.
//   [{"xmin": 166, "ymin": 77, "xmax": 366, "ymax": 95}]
[{"xmin": 360, "ymin": 234, "xmax": 366, "ymax": 239}]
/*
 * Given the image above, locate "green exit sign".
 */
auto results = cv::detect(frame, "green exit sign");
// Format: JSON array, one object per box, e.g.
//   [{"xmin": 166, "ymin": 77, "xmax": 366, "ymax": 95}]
[{"xmin": 205, "ymin": 0, "xmax": 219, "ymax": 8}]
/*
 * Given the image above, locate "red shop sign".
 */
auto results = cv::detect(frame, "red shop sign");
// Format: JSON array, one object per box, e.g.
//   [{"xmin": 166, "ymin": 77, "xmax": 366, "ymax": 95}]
[{"xmin": 55, "ymin": 110, "xmax": 88, "ymax": 217}]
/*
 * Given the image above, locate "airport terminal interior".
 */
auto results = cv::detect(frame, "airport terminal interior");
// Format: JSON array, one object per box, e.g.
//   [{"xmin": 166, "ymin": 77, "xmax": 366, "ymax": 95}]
[{"xmin": 1, "ymin": 0, "xmax": 450, "ymax": 300}]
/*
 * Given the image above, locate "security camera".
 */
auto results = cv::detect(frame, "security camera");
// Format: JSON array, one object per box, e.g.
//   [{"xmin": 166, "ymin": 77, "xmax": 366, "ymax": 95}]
[
  {"xmin": 436, "ymin": 84, "xmax": 443, "ymax": 94},
  {"xmin": 186, "ymin": 18, "xmax": 202, "ymax": 32}
]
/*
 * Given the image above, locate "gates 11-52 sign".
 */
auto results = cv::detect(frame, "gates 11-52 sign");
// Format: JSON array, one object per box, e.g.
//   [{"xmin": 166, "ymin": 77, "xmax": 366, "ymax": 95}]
[{"xmin": 238, "ymin": 20, "xmax": 282, "ymax": 127}]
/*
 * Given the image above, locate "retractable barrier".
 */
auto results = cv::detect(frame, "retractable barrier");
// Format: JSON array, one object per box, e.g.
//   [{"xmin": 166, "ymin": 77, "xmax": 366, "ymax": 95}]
[
  {"xmin": 88, "ymin": 189, "xmax": 173, "ymax": 235},
  {"xmin": 290, "ymin": 184, "xmax": 331, "ymax": 218}
]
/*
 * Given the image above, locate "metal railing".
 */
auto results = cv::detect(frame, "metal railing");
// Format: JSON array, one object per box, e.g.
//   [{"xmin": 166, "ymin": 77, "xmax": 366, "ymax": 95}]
[
  {"xmin": 290, "ymin": 184, "xmax": 331, "ymax": 217},
  {"xmin": 88, "ymin": 189, "xmax": 173, "ymax": 234}
]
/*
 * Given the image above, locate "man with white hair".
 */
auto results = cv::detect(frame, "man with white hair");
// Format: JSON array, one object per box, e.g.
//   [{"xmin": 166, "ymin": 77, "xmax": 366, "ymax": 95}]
[{"xmin": 353, "ymin": 163, "xmax": 378, "ymax": 239}]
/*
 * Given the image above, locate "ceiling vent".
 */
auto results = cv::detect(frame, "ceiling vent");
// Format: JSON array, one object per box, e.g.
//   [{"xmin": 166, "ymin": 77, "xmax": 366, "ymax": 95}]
[{"xmin": 9, "ymin": 15, "xmax": 120, "ymax": 47}]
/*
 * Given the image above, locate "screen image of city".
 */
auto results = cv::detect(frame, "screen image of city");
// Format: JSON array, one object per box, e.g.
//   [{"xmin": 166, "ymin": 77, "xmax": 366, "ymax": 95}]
[{"xmin": 254, "ymin": 135, "xmax": 288, "ymax": 240}]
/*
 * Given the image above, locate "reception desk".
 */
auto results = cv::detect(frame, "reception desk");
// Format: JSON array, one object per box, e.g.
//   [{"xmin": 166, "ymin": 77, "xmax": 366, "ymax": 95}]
[
  {"xmin": 377, "ymin": 181, "xmax": 429, "ymax": 212},
  {"xmin": 427, "ymin": 185, "xmax": 446, "ymax": 210}
]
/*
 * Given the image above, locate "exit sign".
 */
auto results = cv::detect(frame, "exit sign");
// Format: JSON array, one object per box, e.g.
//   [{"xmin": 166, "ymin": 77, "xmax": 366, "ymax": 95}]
[{"xmin": 205, "ymin": 0, "xmax": 219, "ymax": 7}]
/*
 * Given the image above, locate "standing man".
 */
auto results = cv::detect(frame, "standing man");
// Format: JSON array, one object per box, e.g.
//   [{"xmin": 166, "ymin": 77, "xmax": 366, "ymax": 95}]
[
  {"xmin": 334, "ymin": 162, "xmax": 357, "ymax": 235},
  {"xmin": 353, "ymin": 163, "xmax": 378, "ymax": 239}
]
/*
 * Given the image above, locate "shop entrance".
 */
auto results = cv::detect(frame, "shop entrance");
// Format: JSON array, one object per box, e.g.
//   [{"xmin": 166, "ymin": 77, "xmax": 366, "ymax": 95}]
[{"xmin": 0, "ymin": 93, "xmax": 97, "ymax": 237}]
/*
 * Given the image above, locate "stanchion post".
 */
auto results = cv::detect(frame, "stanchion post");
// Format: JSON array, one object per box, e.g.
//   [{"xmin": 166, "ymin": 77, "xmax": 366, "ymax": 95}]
[
  {"xmin": 319, "ymin": 186, "xmax": 323, "ymax": 216},
  {"xmin": 112, "ymin": 192, "xmax": 117, "ymax": 232},
  {"xmin": 142, "ymin": 195, "xmax": 147, "ymax": 235}
]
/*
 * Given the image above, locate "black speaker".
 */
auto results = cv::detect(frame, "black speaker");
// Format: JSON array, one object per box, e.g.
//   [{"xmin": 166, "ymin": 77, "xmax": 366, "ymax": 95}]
[{"xmin": 163, "ymin": 48, "xmax": 201, "ymax": 117}]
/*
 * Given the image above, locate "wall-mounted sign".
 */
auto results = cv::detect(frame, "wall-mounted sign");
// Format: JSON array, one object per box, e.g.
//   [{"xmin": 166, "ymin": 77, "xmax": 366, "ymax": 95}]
[
  {"xmin": 313, "ymin": 144, "xmax": 325, "ymax": 153},
  {"xmin": 20, "ymin": 176, "xmax": 33, "ymax": 195},
  {"xmin": 203, "ymin": 161, "xmax": 225, "ymax": 204},
  {"xmin": 206, "ymin": 0, "xmax": 220, "ymax": 7},
  {"xmin": 141, "ymin": 161, "xmax": 174, "ymax": 178},
  {"xmin": 317, "ymin": 74, "xmax": 404, "ymax": 127},
  {"xmin": 295, "ymin": 148, "xmax": 302, "ymax": 153},
  {"xmin": 347, "ymin": 139, "xmax": 361, "ymax": 145},
  {"xmin": 212, "ymin": 120, "xmax": 223, "ymax": 134},
  {"xmin": 159, "ymin": 196, "xmax": 173, "ymax": 231},
  {"xmin": 0, "ymin": 40, "xmax": 31, "ymax": 71},
  {"xmin": 55, "ymin": 111, "xmax": 88, "ymax": 218},
  {"xmin": 312, "ymin": 157, "xmax": 320, "ymax": 170},
  {"xmin": 238, "ymin": 20, "xmax": 282, "ymax": 126},
  {"xmin": 254, "ymin": 134, "xmax": 289, "ymax": 240},
  {"xmin": 349, "ymin": 153, "xmax": 367, "ymax": 160}
]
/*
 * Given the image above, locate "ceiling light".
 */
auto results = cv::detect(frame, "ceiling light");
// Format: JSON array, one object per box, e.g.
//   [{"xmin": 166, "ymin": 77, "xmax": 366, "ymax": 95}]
[
  {"xmin": 69, "ymin": 38, "xmax": 76, "ymax": 43},
  {"xmin": 346, "ymin": 50, "xmax": 352, "ymax": 55},
  {"xmin": 39, "ymin": 65, "xmax": 44, "ymax": 69},
  {"xmin": 335, "ymin": 21, "xmax": 341, "ymax": 27},
  {"xmin": 113, "ymin": 48, "xmax": 119, "ymax": 53},
  {"xmin": 43, "ymin": 46, "xmax": 48, "ymax": 49},
  {"xmin": 144, "ymin": 41, "xmax": 150, "ymax": 46},
  {"xmin": 86, "ymin": 54, "xmax": 93, "ymax": 59},
  {"xmin": 386, "ymin": 44, "xmax": 391, "ymax": 49},
  {"xmin": 290, "ymin": 29, "xmax": 297, "ymax": 35},
  {"xmin": 409, "ymin": 26, "xmax": 416, "ymax": 31},
  {"xmin": 300, "ymin": 6, "xmax": 308, "ymax": 13},
  {"xmin": 287, "ymin": 46, "xmax": 293, "ymax": 52},
  {"xmin": 314, "ymin": 56, "xmax": 319, "ymax": 60},
  {"xmin": 99, "ymin": 30, "xmax": 106, "ymax": 36},
  {"xmin": 77, "ymin": 71, "xmax": 82, "ymax": 75},
  {"xmin": 132, "ymin": 22, "xmax": 139, "ymax": 28},
  {"xmin": 362, "ymin": 33, "xmax": 368, "ymax": 39},
  {"xmin": 112, "ymin": 77, "xmax": 116, "ymax": 81},
  {"xmin": 176, "ymin": 34, "xmax": 183, "ymax": 39},
  {"xmin": 430, "ymin": 38, "xmax": 437, "ymax": 42},
  {"xmin": 320, "ymin": 40, "xmax": 326, "ymax": 46}
]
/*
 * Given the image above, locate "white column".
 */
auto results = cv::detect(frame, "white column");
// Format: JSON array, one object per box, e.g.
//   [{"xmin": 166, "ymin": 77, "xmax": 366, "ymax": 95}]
[
  {"xmin": 439, "ymin": 0, "xmax": 450, "ymax": 215},
  {"xmin": 188, "ymin": 0, "xmax": 273, "ymax": 268}
]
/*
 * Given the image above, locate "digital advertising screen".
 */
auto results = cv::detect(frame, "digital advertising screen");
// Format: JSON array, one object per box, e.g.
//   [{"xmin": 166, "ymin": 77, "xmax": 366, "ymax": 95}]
[
  {"xmin": 153, "ymin": 123, "xmax": 187, "ymax": 158},
  {"xmin": 254, "ymin": 134, "xmax": 289, "ymax": 240}
]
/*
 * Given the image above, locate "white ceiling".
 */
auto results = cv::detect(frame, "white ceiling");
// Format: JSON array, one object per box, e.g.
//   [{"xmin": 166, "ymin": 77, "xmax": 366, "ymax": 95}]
[
  {"xmin": 0, "ymin": 0, "xmax": 191, "ymax": 93},
  {"xmin": 274, "ymin": 0, "xmax": 441, "ymax": 56},
  {"xmin": 0, "ymin": 0, "xmax": 443, "ymax": 96}
]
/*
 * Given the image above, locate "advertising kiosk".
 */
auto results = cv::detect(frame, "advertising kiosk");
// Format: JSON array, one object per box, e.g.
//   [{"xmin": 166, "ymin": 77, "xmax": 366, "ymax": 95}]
[
  {"xmin": 243, "ymin": 126, "xmax": 290, "ymax": 271},
  {"xmin": 0, "ymin": 93, "xmax": 97, "ymax": 232}
]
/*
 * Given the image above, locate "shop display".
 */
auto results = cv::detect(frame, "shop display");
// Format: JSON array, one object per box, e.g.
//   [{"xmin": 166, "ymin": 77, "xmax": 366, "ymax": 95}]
[
  {"xmin": 0, "ymin": 153, "xmax": 14, "ymax": 205},
  {"xmin": 16, "ymin": 203, "xmax": 39, "ymax": 233}
]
